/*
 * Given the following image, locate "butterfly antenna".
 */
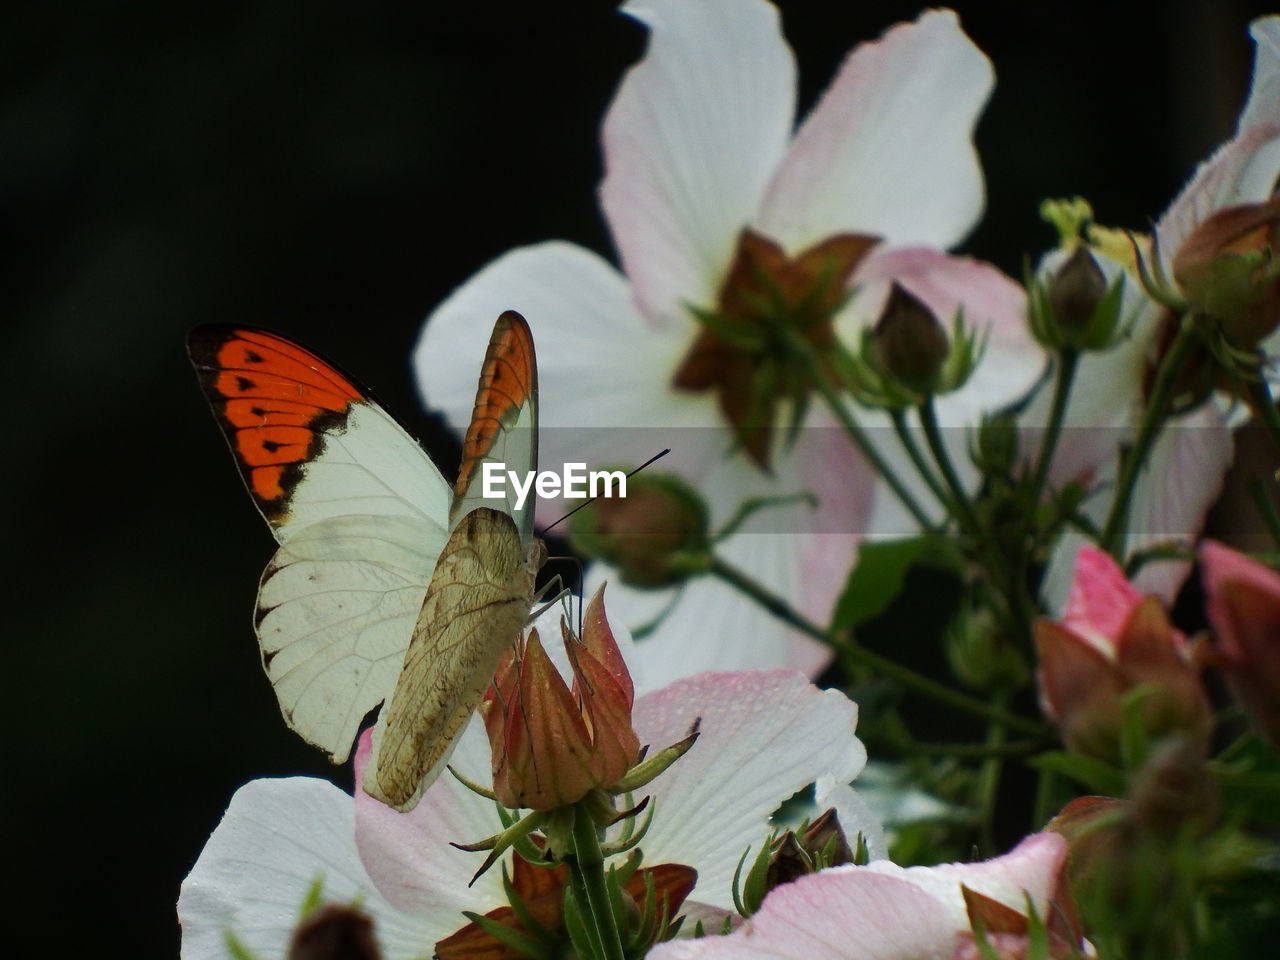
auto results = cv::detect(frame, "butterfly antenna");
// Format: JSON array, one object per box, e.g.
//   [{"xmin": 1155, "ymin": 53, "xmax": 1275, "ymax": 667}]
[{"xmin": 544, "ymin": 448, "xmax": 671, "ymax": 532}]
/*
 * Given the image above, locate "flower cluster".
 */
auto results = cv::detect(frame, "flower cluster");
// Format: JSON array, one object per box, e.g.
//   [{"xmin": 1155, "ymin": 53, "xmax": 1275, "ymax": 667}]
[{"xmin": 182, "ymin": 2, "xmax": 1280, "ymax": 958}]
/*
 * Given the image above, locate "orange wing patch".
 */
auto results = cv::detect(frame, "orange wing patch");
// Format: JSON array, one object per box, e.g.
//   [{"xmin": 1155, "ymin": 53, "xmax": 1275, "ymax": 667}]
[
  {"xmin": 188, "ymin": 327, "xmax": 363, "ymax": 521},
  {"xmin": 454, "ymin": 310, "xmax": 537, "ymax": 499}
]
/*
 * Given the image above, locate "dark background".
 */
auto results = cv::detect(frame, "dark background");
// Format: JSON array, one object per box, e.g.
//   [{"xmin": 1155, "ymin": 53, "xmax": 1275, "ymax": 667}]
[{"xmin": 2, "ymin": 0, "xmax": 1273, "ymax": 954}]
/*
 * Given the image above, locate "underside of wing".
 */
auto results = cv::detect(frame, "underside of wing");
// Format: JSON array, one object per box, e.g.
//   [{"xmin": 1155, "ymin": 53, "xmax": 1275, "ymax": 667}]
[
  {"xmin": 188, "ymin": 326, "xmax": 453, "ymax": 762},
  {"xmin": 364, "ymin": 508, "xmax": 532, "ymax": 811},
  {"xmin": 450, "ymin": 311, "xmax": 539, "ymax": 548}
]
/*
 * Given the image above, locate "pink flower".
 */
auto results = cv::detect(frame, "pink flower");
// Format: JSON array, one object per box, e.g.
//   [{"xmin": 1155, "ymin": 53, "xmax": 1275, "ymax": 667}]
[
  {"xmin": 414, "ymin": 0, "xmax": 1037, "ymax": 688},
  {"xmin": 646, "ymin": 833, "xmax": 1078, "ymax": 959},
  {"xmin": 179, "ymin": 603, "xmax": 880, "ymax": 958},
  {"xmin": 1038, "ymin": 16, "xmax": 1280, "ymax": 607},
  {"xmin": 1035, "ymin": 546, "xmax": 1211, "ymax": 761},
  {"xmin": 1200, "ymin": 539, "xmax": 1280, "ymax": 745}
]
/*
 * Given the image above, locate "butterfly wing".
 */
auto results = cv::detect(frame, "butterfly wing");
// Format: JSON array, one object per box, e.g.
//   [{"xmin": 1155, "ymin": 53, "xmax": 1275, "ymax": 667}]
[
  {"xmin": 363, "ymin": 507, "xmax": 532, "ymax": 810},
  {"xmin": 366, "ymin": 310, "xmax": 543, "ymax": 810},
  {"xmin": 188, "ymin": 326, "xmax": 451, "ymax": 763},
  {"xmin": 449, "ymin": 309, "xmax": 539, "ymax": 548}
]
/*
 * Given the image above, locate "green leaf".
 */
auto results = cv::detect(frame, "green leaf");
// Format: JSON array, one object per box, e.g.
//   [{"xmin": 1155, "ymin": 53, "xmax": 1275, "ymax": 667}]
[
  {"xmin": 833, "ymin": 536, "xmax": 964, "ymax": 629},
  {"xmin": 1030, "ymin": 750, "xmax": 1125, "ymax": 795}
]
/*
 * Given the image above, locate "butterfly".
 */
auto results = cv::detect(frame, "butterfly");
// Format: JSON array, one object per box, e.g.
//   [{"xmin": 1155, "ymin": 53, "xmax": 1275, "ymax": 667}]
[{"xmin": 188, "ymin": 311, "xmax": 543, "ymax": 809}]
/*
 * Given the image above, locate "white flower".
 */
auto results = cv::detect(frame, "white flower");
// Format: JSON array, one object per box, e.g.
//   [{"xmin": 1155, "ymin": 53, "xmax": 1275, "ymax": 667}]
[
  {"xmin": 414, "ymin": 0, "xmax": 1036, "ymax": 686},
  {"xmin": 179, "ymin": 602, "xmax": 881, "ymax": 958}
]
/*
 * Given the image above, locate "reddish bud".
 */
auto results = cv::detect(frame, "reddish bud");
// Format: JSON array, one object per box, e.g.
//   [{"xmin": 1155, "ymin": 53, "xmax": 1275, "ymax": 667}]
[
  {"xmin": 1199, "ymin": 539, "xmax": 1280, "ymax": 746},
  {"xmin": 482, "ymin": 586, "xmax": 641, "ymax": 811}
]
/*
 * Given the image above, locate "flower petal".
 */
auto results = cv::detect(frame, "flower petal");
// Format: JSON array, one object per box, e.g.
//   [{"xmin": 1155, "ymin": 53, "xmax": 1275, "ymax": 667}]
[
  {"xmin": 864, "ymin": 832, "xmax": 1068, "ymax": 929},
  {"xmin": 649, "ymin": 870, "xmax": 956, "ymax": 959},
  {"xmin": 630, "ymin": 669, "xmax": 867, "ymax": 911},
  {"xmin": 352, "ymin": 722, "xmax": 508, "ymax": 925},
  {"xmin": 1124, "ymin": 404, "xmax": 1234, "ymax": 601},
  {"xmin": 1063, "ymin": 545, "xmax": 1141, "ymax": 647},
  {"xmin": 179, "ymin": 778, "xmax": 436, "ymax": 960},
  {"xmin": 1155, "ymin": 13, "xmax": 1280, "ymax": 270},
  {"xmin": 415, "ymin": 241, "xmax": 727, "ymax": 528},
  {"xmin": 1240, "ymin": 17, "xmax": 1280, "ymax": 131},
  {"xmin": 601, "ymin": 0, "xmax": 796, "ymax": 323},
  {"xmin": 759, "ymin": 10, "xmax": 992, "ymax": 251}
]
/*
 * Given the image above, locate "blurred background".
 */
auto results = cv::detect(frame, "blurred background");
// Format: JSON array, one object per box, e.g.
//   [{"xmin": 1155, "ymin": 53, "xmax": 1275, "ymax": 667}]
[{"xmin": 2, "ymin": 0, "xmax": 1275, "ymax": 954}]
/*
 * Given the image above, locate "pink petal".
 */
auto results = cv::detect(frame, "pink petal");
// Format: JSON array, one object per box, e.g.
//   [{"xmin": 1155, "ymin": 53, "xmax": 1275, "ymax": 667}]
[
  {"xmin": 866, "ymin": 832, "xmax": 1068, "ymax": 930},
  {"xmin": 179, "ymin": 778, "xmax": 437, "ymax": 960},
  {"xmin": 1201, "ymin": 539, "xmax": 1280, "ymax": 664},
  {"xmin": 632, "ymin": 669, "xmax": 868, "ymax": 911},
  {"xmin": 650, "ymin": 833, "xmax": 1068, "ymax": 959},
  {"xmin": 652, "ymin": 871, "xmax": 952, "ymax": 959},
  {"xmin": 759, "ymin": 10, "xmax": 992, "ymax": 252},
  {"xmin": 1063, "ymin": 545, "xmax": 1140, "ymax": 646},
  {"xmin": 601, "ymin": 0, "xmax": 795, "ymax": 324},
  {"xmin": 353, "ymin": 723, "xmax": 508, "ymax": 920}
]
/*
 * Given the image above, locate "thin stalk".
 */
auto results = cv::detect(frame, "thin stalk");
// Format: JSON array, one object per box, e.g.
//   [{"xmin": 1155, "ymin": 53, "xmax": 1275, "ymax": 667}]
[
  {"xmin": 890, "ymin": 408, "xmax": 952, "ymax": 513},
  {"xmin": 1100, "ymin": 323, "xmax": 1197, "ymax": 553},
  {"xmin": 1026, "ymin": 349, "xmax": 1080, "ymax": 508},
  {"xmin": 707, "ymin": 555, "xmax": 1045, "ymax": 737},
  {"xmin": 565, "ymin": 804, "xmax": 624, "ymax": 960},
  {"xmin": 784, "ymin": 330, "xmax": 936, "ymax": 530},
  {"xmin": 975, "ymin": 693, "xmax": 1009, "ymax": 853},
  {"xmin": 1032, "ymin": 768, "xmax": 1060, "ymax": 833},
  {"xmin": 918, "ymin": 397, "xmax": 984, "ymax": 539}
]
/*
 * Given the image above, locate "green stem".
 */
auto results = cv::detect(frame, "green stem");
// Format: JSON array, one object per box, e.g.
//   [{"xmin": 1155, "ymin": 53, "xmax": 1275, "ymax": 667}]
[
  {"xmin": 890, "ymin": 409, "xmax": 952, "ymax": 513},
  {"xmin": 707, "ymin": 555, "xmax": 1045, "ymax": 737},
  {"xmin": 975, "ymin": 693, "xmax": 1009, "ymax": 853},
  {"xmin": 785, "ymin": 331, "xmax": 936, "ymax": 531},
  {"xmin": 565, "ymin": 804, "xmax": 624, "ymax": 960},
  {"xmin": 918, "ymin": 397, "xmax": 984, "ymax": 539},
  {"xmin": 1032, "ymin": 767, "xmax": 1059, "ymax": 831},
  {"xmin": 1027, "ymin": 349, "xmax": 1080, "ymax": 509},
  {"xmin": 917, "ymin": 399, "xmax": 1030, "ymax": 634},
  {"xmin": 1099, "ymin": 323, "xmax": 1197, "ymax": 553}
]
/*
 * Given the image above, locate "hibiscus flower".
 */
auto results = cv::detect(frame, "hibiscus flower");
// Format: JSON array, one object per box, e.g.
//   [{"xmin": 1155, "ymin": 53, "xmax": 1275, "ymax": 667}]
[
  {"xmin": 1037, "ymin": 16, "xmax": 1280, "ymax": 608},
  {"xmin": 414, "ymin": 0, "xmax": 1037, "ymax": 687},
  {"xmin": 178, "ymin": 605, "xmax": 880, "ymax": 958}
]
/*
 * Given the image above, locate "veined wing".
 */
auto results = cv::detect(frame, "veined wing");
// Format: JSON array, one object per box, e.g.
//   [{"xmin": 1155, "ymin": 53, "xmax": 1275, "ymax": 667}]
[
  {"xmin": 188, "ymin": 326, "xmax": 452, "ymax": 762},
  {"xmin": 450, "ymin": 310, "xmax": 539, "ymax": 549}
]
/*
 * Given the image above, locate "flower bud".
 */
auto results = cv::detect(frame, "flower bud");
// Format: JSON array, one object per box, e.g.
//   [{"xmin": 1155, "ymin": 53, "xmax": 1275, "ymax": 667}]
[
  {"xmin": 946, "ymin": 608, "xmax": 1028, "ymax": 691},
  {"xmin": 568, "ymin": 473, "xmax": 709, "ymax": 587},
  {"xmin": 871, "ymin": 283, "xmax": 951, "ymax": 393},
  {"xmin": 1035, "ymin": 547, "xmax": 1212, "ymax": 763},
  {"xmin": 1129, "ymin": 735, "xmax": 1217, "ymax": 834},
  {"xmin": 1199, "ymin": 539, "xmax": 1280, "ymax": 746},
  {"xmin": 972, "ymin": 411, "xmax": 1020, "ymax": 477},
  {"xmin": 1029, "ymin": 245, "xmax": 1126, "ymax": 351},
  {"xmin": 483, "ymin": 586, "xmax": 640, "ymax": 811},
  {"xmin": 1050, "ymin": 246, "xmax": 1108, "ymax": 334},
  {"xmin": 1172, "ymin": 195, "xmax": 1280, "ymax": 345}
]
